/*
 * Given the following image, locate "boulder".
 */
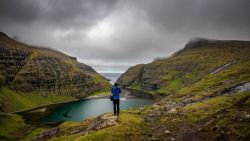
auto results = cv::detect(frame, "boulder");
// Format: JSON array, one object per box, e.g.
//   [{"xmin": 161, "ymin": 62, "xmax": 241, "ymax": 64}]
[
  {"xmin": 87, "ymin": 113, "xmax": 118, "ymax": 130},
  {"xmin": 32, "ymin": 127, "xmax": 59, "ymax": 141}
]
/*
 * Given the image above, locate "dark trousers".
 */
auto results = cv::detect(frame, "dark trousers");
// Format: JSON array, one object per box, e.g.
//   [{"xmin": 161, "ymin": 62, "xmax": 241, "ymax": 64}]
[{"xmin": 113, "ymin": 99, "xmax": 120, "ymax": 115}]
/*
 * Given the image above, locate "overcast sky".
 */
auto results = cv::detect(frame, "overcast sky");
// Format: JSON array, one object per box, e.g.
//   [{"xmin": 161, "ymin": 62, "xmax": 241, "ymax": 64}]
[{"xmin": 1, "ymin": 0, "xmax": 250, "ymax": 73}]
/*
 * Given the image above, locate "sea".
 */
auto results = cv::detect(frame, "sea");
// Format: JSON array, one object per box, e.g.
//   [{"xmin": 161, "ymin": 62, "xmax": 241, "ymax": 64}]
[{"xmin": 100, "ymin": 73, "xmax": 122, "ymax": 84}]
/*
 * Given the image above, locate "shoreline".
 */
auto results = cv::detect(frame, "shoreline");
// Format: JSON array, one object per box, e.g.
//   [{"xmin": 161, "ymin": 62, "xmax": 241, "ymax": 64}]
[
  {"xmin": 12, "ymin": 93, "xmax": 110, "ymax": 114},
  {"xmin": 11, "ymin": 98, "xmax": 82, "ymax": 114}
]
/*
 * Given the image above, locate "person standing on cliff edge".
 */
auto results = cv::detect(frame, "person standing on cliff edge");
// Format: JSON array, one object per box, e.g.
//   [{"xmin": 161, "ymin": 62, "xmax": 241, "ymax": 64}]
[{"xmin": 111, "ymin": 83, "xmax": 121, "ymax": 116}]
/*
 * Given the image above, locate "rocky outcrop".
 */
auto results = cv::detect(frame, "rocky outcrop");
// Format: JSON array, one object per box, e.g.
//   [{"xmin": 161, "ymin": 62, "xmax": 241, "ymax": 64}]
[
  {"xmin": 220, "ymin": 82, "xmax": 250, "ymax": 95},
  {"xmin": 0, "ymin": 32, "xmax": 8, "ymax": 37},
  {"xmin": 31, "ymin": 127, "xmax": 59, "ymax": 141},
  {"xmin": 87, "ymin": 113, "xmax": 118, "ymax": 130},
  {"xmin": 183, "ymin": 38, "xmax": 217, "ymax": 49}
]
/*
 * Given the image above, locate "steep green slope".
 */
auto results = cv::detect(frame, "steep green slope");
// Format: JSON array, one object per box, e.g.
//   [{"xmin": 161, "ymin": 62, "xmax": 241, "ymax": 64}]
[
  {"xmin": 0, "ymin": 32, "xmax": 111, "ymax": 112},
  {"xmin": 0, "ymin": 114, "xmax": 28, "ymax": 140},
  {"xmin": 2, "ymin": 38, "xmax": 250, "ymax": 141},
  {"xmin": 117, "ymin": 39, "xmax": 250, "ymax": 95}
]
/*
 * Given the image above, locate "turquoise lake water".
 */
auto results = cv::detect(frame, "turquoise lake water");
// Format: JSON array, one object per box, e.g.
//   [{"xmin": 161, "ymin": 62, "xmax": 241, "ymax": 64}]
[{"xmin": 42, "ymin": 98, "xmax": 152, "ymax": 122}]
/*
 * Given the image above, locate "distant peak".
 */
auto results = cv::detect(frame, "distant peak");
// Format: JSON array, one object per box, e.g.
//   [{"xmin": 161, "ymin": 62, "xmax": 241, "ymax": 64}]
[
  {"xmin": 188, "ymin": 37, "xmax": 213, "ymax": 43},
  {"xmin": 184, "ymin": 37, "xmax": 217, "ymax": 49},
  {"xmin": 0, "ymin": 32, "xmax": 8, "ymax": 37}
]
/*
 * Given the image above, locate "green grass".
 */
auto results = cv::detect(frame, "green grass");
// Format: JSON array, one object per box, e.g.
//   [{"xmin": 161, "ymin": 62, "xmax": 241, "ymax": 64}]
[
  {"xmin": 59, "ymin": 121, "xmax": 81, "ymax": 129},
  {"xmin": 177, "ymin": 59, "xmax": 250, "ymax": 100},
  {"xmin": 0, "ymin": 87, "xmax": 75, "ymax": 112},
  {"xmin": 182, "ymin": 95, "xmax": 235, "ymax": 122},
  {"xmin": 244, "ymin": 98, "xmax": 250, "ymax": 107},
  {"xmin": 168, "ymin": 79, "xmax": 182, "ymax": 91},
  {"xmin": 0, "ymin": 114, "xmax": 28, "ymax": 141},
  {"xmin": 90, "ymin": 90, "xmax": 110, "ymax": 96},
  {"xmin": 77, "ymin": 113, "xmax": 146, "ymax": 141},
  {"xmin": 185, "ymin": 72, "xmax": 196, "ymax": 79},
  {"xmin": 130, "ymin": 83, "xmax": 141, "ymax": 90},
  {"xmin": 20, "ymin": 128, "xmax": 44, "ymax": 141},
  {"xmin": 91, "ymin": 74, "xmax": 112, "ymax": 91}
]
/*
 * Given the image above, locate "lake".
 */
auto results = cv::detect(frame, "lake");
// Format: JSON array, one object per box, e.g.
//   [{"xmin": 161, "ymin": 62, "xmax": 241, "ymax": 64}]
[
  {"xmin": 42, "ymin": 98, "xmax": 152, "ymax": 122},
  {"xmin": 41, "ymin": 73, "xmax": 152, "ymax": 123}
]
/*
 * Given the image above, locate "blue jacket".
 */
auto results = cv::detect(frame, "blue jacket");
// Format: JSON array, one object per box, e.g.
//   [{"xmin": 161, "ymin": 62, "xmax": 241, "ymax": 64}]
[{"xmin": 111, "ymin": 86, "xmax": 121, "ymax": 99}]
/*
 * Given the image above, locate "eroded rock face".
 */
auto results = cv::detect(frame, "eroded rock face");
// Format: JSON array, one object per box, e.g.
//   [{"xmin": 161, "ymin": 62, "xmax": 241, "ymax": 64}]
[
  {"xmin": 0, "ymin": 46, "xmax": 30, "ymax": 85},
  {"xmin": 0, "ymin": 33, "xmax": 110, "ymax": 98},
  {"xmin": 9, "ymin": 54, "xmax": 98, "ymax": 97}
]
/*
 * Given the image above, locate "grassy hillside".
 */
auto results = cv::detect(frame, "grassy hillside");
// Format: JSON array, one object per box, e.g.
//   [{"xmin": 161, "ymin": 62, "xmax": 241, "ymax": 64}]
[
  {"xmin": 117, "ymin": 39, "xmax": 250, "ymax": 95},
  {"xmin": 0, "ymin": 32, "xmax": 111, "ymax": 112}
]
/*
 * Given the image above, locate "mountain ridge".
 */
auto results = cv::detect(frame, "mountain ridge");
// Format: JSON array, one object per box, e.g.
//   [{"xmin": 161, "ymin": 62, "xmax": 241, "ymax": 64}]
[
  {"xmin": 117, "ymin": 39, "xmax": 250, "ymax": 94},
  {"xmin": 0, "ymin": 32, "xmax": 111, "ymax": 112}
]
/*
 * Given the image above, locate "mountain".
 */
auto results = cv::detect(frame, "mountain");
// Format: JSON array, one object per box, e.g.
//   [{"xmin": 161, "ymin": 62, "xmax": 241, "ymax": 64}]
[
  {"xmin": 117, "ymin": 38, "xmax": 250, "ymax": 95},
  {"xmin": 0, "ymin": 32, "xmax": 111, "ymax": 112}
]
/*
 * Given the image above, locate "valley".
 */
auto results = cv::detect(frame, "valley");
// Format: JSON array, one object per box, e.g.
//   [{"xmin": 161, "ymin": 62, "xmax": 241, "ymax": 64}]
[{"xmin": 0, "ymin": 34, "xmax": 249, "ymax": 141}]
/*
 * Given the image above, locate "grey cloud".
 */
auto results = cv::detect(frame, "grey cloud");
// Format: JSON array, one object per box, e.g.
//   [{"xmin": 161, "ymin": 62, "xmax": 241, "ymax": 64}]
[
  {"xmin": 134, "ymin": 0, "xmax": 250, "ymax": 36},
  {"xmin": 39, "ymin": 0, "xmax": 118, "ymax": 28},
  {"xmin": 0, "ymin": 0, "xmax": 250, "ymax": 72},
  {"xmin": 0, "ymin": 0, "xmax": 41, "ymax": 24},
  {"xmin": 0, "ymin": 0, "xmax": 118, "ymax": 27}
]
